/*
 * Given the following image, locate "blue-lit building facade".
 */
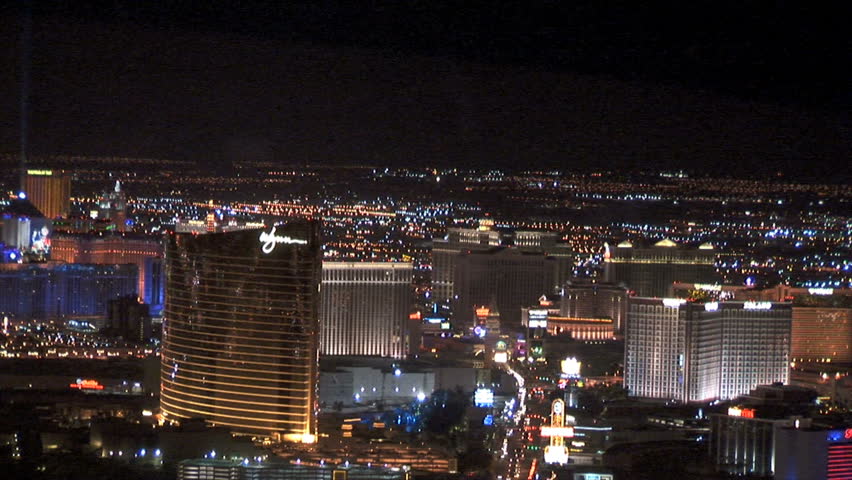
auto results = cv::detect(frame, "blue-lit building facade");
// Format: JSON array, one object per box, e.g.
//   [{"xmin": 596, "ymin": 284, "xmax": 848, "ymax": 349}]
[
  {"xmin": 0, "ymin": 263, "xmax": 138, "ymax": 319},
  {"xmin": 143, "ymin": 256, "xmax": 165, "ymax": 316}
]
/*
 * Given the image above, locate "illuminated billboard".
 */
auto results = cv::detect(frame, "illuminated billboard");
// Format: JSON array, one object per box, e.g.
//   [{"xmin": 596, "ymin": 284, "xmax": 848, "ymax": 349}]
[
  {"xmin": 544, "ymin": 445, "xmax": 569, "ymax": 464},
  {"xmin": 728, "ymin": 407, "xmax": 755, "ymax": 418},
  {"xmin": 528, "ymin": 309, "xmax": 548, "ymax": 328},
  {"xmin": 474, "ymin": 388, "xmax": 494, "ymax": 407},
  {"xmin": 743, "ymin": 301, "xmax": 772, "ymax": 310},
  {"xmin": 70, "ymin": 379, "xmax": 104, "ymax": 390},
  {"xmin": 561, "ymin": 357, "xmax": 581, "ymax": 377}
]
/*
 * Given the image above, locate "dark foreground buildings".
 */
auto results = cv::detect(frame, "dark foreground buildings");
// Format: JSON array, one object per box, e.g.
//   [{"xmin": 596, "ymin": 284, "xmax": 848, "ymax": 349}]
[{"xmin": 160, "ymin": 222, "xmax": 322, "ymax": 442}]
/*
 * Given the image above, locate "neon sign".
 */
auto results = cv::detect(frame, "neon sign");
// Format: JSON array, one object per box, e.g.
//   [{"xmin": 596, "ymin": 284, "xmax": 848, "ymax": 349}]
[
  {"xmin": 662, "ymin": 298, "xmax": 686, "ymax": 308},
  {"xmin": 259, "ymin": 227, "xmax": 307, "ymax": 254},
  {"xmin": 474, "ymin": 388, "xmax": 494, "ymax": 407},
  {"xmin": 528, "ymin": 309, "xmax": 548, "ymax": 328},
  {"xmin": 561, "ymin": 357, "xmax": 581, "ymax": 377},
  {"xmin": 541, "ymin": 426, "xmax": 574, "ymax": 437},
  {"xmin": 728, "ymin": 407, "xmax": 755, "ymax": 418},
  {"xmin": 528, "ymin": 319, "xmax": 548, "ymax": 329},
  {"xmin": 70, "ymin": 379, "xmax": 104, "ymax": 390},
  {"xmin": 543, "ymin": 399, "xmax": 571, "ymax": 465},
  {"xmin": 827, "ymin": 429, "xmax": 852, "ymax": 442},
  {"xmin": 808, "ymin": 288, "xmax": 834, "ymax": 296},
  {"xmin": 743, "ymin": 301, "xmax": 772, "ymax": 310}
]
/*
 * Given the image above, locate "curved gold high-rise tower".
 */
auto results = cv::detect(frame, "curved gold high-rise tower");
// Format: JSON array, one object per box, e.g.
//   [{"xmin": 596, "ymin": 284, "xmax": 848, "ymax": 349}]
[{"xmin": 160, "ymin": 221, "xmax": 321, "ymax": 442}]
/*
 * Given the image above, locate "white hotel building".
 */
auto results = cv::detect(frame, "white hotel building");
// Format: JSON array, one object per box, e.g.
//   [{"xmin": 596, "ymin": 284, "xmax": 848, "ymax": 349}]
[
  {"xmin": 320, "ymin": 262, "xmax": 414, "ymax": 359},
  {"xmin": 625, "ymin": 298, "xmax": 791, "ymax": 402}
]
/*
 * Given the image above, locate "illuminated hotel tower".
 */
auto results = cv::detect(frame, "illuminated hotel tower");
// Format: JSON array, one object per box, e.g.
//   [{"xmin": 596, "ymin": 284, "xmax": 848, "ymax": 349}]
[
  {"xmin": 625, "ymin": 298, "xmax": 791, "ymax": 402},
  {"xmin": 161, "ymin": 221, "xmax": 321, "ymax": 442},
  {"xmin": 604, "ymin": 239, "xmax": 717, "ymax": 298},
  {"xmin": 431, "ymin": 227, "xmax": 500, "ymax": 303},
  {"xmin": 320, "ymin": 262, "xmax": 413, "ymax": 358},
  {"xmin": 23, "ymin": 169, "xmax": 71, "ymax": 219}
]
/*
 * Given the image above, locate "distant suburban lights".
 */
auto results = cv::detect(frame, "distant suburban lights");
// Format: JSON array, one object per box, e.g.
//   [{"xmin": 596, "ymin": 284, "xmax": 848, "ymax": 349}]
[
  {"xmin": 743, "ymin": 301, "xmax": 772, "ymax": 310},
  {"xmin": 258, "ymin": 226, "xmax": 307, "ymax": 254}
]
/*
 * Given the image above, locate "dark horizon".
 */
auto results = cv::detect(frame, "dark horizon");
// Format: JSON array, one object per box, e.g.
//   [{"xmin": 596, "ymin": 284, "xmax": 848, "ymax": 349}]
[{"xmin": 1, "ymin": 2, "xmax": 849, "ymax": 181}]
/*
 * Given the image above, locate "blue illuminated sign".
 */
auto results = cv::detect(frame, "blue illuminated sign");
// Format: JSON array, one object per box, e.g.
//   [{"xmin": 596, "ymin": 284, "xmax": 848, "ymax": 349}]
[{"xmin": 828, "ymin": 429, "xmax": 852, "ymax": 443}]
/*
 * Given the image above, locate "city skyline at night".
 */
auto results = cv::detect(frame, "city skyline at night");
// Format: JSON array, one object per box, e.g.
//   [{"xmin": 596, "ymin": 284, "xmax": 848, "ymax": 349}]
[{"xmin": 0, "ymin": 3, "xmax": 850, "ymax": 480}]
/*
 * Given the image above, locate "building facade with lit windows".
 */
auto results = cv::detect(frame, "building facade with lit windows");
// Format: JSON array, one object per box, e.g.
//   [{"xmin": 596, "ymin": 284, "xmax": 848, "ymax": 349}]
[
  {"xmin": 23, "ymin": 169, "xmax": 71, "ymax": 219},
  {"xmin": 790, "ymin": 292, "xmax": 852, "ymax": 365},
  {"xmin": 0, "ymin": 262, "xmax": 137, "ymax": 319},
  {"xmin": 50, "ymin": 233, "xmax": 164, "ymax": 309},
  {"xmin": 161, "ymin": 222, "xmax": 321, "ymax": 442},
  {"xmin": 431, "ymin": 226, "xmax": 572, "ymax": 308},
  {"xmin": 625, "ymin": 298, "xmax": 791, "ymax": 402},
  {"xmin": 431, "ymin": 227, "xmax": 500, "ymax": 304},
  {"xmin": 791, "ymin": 307, "xmax": 851, "ymax": 365},
  {"xmin": 672, "ymin": 284, "xmax": 852, "ymax": 365},
  {"xmin": 453, "ymin": 247, "xmax": 568, "ymax": 329},
  {"xmin": 561, "ymin": 280, "xmax": 628, "ymax": 331},
  {"xmin": 604, "ymin": 239, "xmax": 718, "ymax": 298},
  {"xmin": 319, "ymin": 262, "xmax": 413, "ymax": 358}
]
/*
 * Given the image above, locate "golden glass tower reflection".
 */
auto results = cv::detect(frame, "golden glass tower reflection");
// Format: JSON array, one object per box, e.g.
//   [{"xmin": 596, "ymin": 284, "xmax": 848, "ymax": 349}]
[{"xmin": 160, "ymin": 221, "xmax": 320, "ymax": 442}]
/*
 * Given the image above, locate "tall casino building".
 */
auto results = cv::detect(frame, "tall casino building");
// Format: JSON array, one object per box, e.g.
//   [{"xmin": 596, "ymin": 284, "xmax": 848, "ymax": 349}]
[
  {"xmin": 320, "ymin": 262, "xmax": 414, "ymax": 358},
  {"xmin": 604, "ymin": 239, "xmax": 718, "ymax": 298},
  {"xmin": 160, "ymin": 221, "xmax": 321, "ymax": 442}
]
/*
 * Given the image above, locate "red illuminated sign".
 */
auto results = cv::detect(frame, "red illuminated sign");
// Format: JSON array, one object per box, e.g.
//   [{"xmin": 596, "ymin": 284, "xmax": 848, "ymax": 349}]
[
  {"xmin": 475, "ymin": 307, "xmax": 490, "ymax": 317},
  {"xmin": 70, "ymin": 379, "xmax": 104, "ymax": 390},
  {"xmin": 728, "ymin": 407, "xmax": 755, "ymax": 418}
]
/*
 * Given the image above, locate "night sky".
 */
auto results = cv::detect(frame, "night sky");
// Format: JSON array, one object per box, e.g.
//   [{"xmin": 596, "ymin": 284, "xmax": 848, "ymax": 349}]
[{"xmin": 1, "ymin": 2, "xmax": 849, "ymax": 179}]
